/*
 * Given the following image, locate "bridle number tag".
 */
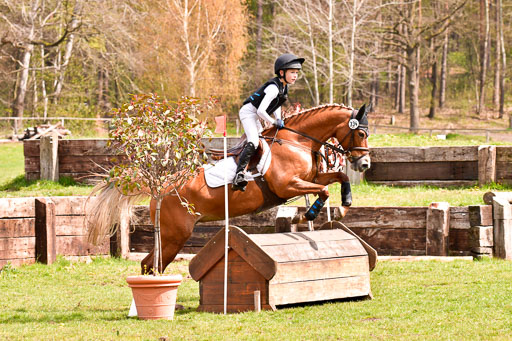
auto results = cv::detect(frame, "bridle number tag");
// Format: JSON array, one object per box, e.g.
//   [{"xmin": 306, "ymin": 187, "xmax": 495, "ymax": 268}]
[{"xmin": 348, "ymin": 119, "xmax": 359, "ymax": 130}]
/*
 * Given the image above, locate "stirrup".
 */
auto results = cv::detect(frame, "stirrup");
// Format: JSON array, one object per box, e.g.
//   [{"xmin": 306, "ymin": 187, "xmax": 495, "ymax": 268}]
[{"xmin": 231, "ymin": 172, "xmax": 248, "ymax": 192}]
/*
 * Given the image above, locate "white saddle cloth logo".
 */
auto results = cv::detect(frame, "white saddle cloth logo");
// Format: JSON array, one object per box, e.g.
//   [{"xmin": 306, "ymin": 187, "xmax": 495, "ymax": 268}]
[{"xmin": 203, "ymin": 138, "xmax": 272, "ymax": 188}]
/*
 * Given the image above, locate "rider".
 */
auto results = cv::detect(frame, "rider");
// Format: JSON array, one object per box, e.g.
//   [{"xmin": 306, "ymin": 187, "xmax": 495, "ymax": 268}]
[{"xmin": 232, "ymin": 53, "xmax": 305, "ymax": 191}]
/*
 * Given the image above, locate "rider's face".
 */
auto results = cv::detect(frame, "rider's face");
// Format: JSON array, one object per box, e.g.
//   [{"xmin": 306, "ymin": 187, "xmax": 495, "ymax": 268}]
[{"xmin": 284, "ymin": 69, "xmax": 300, "ymax": 84}]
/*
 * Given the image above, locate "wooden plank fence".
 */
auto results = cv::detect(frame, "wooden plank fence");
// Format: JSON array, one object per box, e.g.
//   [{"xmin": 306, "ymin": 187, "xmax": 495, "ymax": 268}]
[
  {"xmin": 365, "ymin": 145, "xmax": 512, "ymax": 186},
  {"xmin": 24, "ymin": 139, "xmax": 512, "ymax": 186},
  {"xmin": 2, "ymin": 193, "xmax": 511, "ymax": 268}
]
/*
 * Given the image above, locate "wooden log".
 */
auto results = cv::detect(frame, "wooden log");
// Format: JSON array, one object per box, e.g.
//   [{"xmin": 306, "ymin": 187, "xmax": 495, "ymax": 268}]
[
  {"xmin": 368, "ymin": 180, "xmax": 477, "ymax": 187},
  {"xmin": 40, "ymin": 133, "xmax": 59, "ymax": 181},
  {"xmin": 0, "ymin": 218, "xmax": 35, "ymax": 238},
  {"xmin": 484, "ymin": 191, "xmax": 512, "ymax": 205},
  {"xmin": 0, "ymin": 237, "xmax": 36, "ymax": 259},
  {"xmin": 365, "ymin": 161, "xmax": 478, "ymax": 181},
  {"xmin": 369, "ymin": 146, "xmax": 479, "ymax": 163},
  {"xmin": 492, "ymin": 196, "xmax": 512, "ymax": 260},
  {"xmin": 449, "ymin": 206, "xmax": 471, "ymax": 230},
  {"xmin": 426, "ymin": 202, "xmax": 450, "ymax": 256},
  {"xmin": 0, "ymin": 197, "xmax": 35, "ymax": 218},
  {"xmin": 478, "ymin": 145, "xmax": 497, "ymax": 185},
  {"xmin": 269, "ymin": 275, "xmax": 371, "ymax": 306},
  {"xmin": 35, "ymin": 198, "xmax": 56, "ymax": 264},
  {"xmin": 275, "ymin": 206, "xmax": 298, "ymax": 233},
  {"xmin": 468, "ymin": 205, "xmax": 493, "ymax": 227},
  {"xmin": 469, "ymin": 225, "xmax": 493, "ymax": 248}
]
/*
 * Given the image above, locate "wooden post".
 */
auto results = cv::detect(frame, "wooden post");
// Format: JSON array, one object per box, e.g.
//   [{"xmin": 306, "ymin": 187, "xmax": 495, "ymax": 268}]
[
  {"xmin": 469, "ymin": 225, "xmax": 493, "ymax": 258},
  {"xmin": 110, "ymin": 210, "xmax": 130, "ymax": 258},
  {"xmin": 478, "ymin": 145, "xmax": 496, "ymax": 185},
  {"xmin": 492, "ymin": 196, "xmax": 512, "ymax": 260},
  {"xmin": 35, "ymin": 198, "xmax": 56, "ymax": 264},
  {"xmin": 254, "ymin": 290, "xmax": 261, "ymax": 312},
  {"xmin": 40, "ymin": 132, "xmax": 59, "ymax": 181},
  {"xmin": 426, "ymin": 202, "xmax": 450, "ymax": 256},
  {"xmin": 275, "ymin": 206, "xmax": 298, "ymax": 233}
]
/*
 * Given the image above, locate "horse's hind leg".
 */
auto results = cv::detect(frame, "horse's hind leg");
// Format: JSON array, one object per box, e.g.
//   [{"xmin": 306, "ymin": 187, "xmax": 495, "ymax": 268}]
[{"xmin": 140, "ymin": 195, "xmax": 197, "ymax": 274}]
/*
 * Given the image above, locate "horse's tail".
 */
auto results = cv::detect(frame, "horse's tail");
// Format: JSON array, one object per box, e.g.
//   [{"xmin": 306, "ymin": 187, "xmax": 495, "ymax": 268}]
[{"xmin": 85, "ymin": 181, "xmax": 147, "ymax": 245}]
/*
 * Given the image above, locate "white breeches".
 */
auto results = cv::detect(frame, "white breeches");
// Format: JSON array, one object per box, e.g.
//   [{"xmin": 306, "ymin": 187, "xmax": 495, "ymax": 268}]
[{"xmin": 239, "ymin": 104, "xmax": 263, "ymax": 147}]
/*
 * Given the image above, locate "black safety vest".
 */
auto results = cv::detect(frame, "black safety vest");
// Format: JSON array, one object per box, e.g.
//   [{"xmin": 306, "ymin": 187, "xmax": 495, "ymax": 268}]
[{"xmin": 243, "ymin": 77, "xmax": 288, "ymax": 115}]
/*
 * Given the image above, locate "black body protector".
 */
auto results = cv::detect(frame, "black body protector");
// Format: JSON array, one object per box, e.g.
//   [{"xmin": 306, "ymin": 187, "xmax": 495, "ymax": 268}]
[{"xmin": 243, "ymin": 77, "xmax": 288, "ymax": 115}]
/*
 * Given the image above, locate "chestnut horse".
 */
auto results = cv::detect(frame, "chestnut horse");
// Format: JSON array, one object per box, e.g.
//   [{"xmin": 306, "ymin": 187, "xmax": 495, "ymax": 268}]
[{"xmin": 86, "ymin": 103, "xmax": 371, "ymax": 273}]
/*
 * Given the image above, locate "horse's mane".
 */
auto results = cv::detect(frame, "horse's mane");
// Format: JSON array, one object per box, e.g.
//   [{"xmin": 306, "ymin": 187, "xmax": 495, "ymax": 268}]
[{"xmin": 261, "ymin": 103, "xmax": 353, "ymax": 134}]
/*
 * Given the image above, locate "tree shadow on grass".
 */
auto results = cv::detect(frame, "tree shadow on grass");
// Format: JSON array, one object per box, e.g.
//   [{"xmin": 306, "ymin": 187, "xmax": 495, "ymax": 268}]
[{"xmin": 0, "ymin": 309, "xmax": 128, "ymax": 324}]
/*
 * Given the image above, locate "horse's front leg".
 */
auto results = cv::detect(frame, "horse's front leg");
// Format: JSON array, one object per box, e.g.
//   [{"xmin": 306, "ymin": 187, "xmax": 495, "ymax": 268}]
[
  {"xmin": 313, "ymin": 172, "xmax": 353, "ymax": 219},
  {"xmin": 272, "ymin": 176, "xmax": 330, "ymax": 222}
]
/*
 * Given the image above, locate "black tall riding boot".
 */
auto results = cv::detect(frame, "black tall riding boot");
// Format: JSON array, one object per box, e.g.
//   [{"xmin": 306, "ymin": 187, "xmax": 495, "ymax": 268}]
[{"xmin": 232, "ymin": 142, "xmax": 256, "ymax": 192}]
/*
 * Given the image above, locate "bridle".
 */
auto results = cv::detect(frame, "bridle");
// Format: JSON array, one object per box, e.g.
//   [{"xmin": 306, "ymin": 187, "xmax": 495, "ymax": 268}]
[{"xmin": 280, "ymin": 109, "xmax": 369, "ymax": 164}]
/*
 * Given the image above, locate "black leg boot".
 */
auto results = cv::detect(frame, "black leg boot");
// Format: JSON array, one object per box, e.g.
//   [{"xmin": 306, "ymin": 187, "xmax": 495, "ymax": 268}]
[{"xmin": 232, "ymin": 142, "xmax": 256, "ymax": 192}]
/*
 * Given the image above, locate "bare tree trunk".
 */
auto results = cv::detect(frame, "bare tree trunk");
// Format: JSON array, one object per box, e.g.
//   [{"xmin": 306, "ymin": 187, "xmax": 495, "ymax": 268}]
[
  {"xmin": 394, "ymin": 65, "xmax": 401, "ymax": 111},
  {"xmin": 12, "ymin": 45, "xmax": 34, "ymax": 133},
  {"xmin": 41, "ymin": 46, "xmax": 49, "ymax": 121},
  {"xmin": 328, "ymin": 0, "xmax": 334, "ymax": 103},
  {"xmin": 399, "ymin": 63, "xmax": 406, "ymax": 114},
  {"xmin": 256, "ymin": 0, "xmax": 263, "ymax": 60},
  {"xmin": 439, "ymin": 30, "xmax": 448, "ymax": 108},
  {"xmin": 407, "ymin": 47, "xmax": 420, "ymax": 131},
  {"xmin": 32, "ymin": 68, "xmax": 38, "ymax": 117},
  {"xmin": 428, "ymin": 39, "xmax": 438, "ymax": 119},
  {"xmin": 347, "ymin": 0, "xmax": 357, "ymax": 107},
  {"xmin": 497, "ymin": 0, "xmax": 506, "ymax": 119},
  {"xmin": 493, "ymin": 0, "xmax": 500, "ymax": 109},
  {"xmin": 478, "ymin": 0, "xmax": 490, "ymax": 119},
  {"xmin": 305, "ymin": 3, "xmax": 320, "ymax": 105},
  {"xmin": 370, "ymin": 73, "xmax": 379, "ymax": 112}
]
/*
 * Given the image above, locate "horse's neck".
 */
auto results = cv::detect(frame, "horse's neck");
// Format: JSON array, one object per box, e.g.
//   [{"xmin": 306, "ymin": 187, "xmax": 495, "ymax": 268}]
[{"xmin": 291, "ymin": 107, "xmax": 348, "ymax": 143}]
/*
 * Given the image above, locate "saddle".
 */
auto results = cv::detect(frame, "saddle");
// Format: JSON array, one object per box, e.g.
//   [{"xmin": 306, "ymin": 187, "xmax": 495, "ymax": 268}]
[
  {"xmin": 209, "ymin": 135, "xmax": 247, "ymax": 160},
  {"xmin": 209, "ymin": 134, "xmax": 265, "ymax": 170}
]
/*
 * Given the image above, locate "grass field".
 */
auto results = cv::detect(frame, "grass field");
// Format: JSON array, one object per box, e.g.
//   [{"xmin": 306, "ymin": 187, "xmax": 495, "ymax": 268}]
[{"xmin": 1, "ymin": 257, "xmax": 511, "ymax": 340}]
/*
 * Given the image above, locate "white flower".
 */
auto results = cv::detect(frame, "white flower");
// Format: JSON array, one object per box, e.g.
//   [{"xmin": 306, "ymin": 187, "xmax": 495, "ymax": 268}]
[
  {"xmin": 138, "ymin": 130, "xmax": 144, "ymax": 137},
  {"xmin": 127, "ymin": 118, "xmax": 132, "ymax": 125},
  {"xmin": 128, "ymin": 105, "xmax": 134, "ymax": 110}
]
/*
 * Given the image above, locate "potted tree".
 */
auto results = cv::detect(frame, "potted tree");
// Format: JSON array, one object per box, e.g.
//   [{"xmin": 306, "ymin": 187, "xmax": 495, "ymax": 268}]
[{"xmin": 107, "ymin": 93, "xmax": 213, "ymax": 320}]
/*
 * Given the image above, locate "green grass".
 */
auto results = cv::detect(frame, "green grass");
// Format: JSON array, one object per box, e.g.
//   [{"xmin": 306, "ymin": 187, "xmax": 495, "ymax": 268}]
[
  {"xmin": 0, "ymin": 142, "xmax": 24, "ymax": 184},
  {"xmin": 1, "ymin": 257, "xmax": 511, "ymax": 340}
]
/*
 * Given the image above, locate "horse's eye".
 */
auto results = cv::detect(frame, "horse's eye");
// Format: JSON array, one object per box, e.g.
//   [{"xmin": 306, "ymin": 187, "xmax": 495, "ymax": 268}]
[{"xmin": 358, "ymin": 131, "xmax": 366, "ymax": 139}]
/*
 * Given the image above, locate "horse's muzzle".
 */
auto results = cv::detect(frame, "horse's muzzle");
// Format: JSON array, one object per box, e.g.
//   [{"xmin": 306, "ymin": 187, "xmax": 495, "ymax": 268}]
[{"xmin": 350, "ymin": 154, "xmax": 371, "ymax": 172}]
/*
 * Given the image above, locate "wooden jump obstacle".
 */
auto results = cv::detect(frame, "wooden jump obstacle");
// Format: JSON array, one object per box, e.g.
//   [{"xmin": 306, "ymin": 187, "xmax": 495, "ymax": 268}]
[{"xmin": 189, "ymin": 222, "xmax": 377, "ymax": 313}]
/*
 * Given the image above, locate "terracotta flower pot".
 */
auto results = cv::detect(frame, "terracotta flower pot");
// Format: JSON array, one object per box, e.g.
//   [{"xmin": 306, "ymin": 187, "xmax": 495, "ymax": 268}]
[{"xmin": 126, "ymin": 274, "xmax": 182, "ymax": 320}]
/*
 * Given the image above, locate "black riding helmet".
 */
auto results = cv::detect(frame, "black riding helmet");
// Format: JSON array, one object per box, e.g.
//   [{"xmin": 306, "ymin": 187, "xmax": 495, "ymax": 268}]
[{"xmin": 274, "ymin": 53, "xmax": 305, "ymax": 75}]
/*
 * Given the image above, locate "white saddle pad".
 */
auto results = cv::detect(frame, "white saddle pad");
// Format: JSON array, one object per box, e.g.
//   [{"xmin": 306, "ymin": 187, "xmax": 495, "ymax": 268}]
[{"xmin": 204, "ymin": 138, "xmax": 272, "ymax": 188}]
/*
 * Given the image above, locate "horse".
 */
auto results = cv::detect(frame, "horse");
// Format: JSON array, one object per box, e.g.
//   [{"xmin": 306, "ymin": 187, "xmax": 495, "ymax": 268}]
[{"xmin": 86, "ymin": 103, "xmax": 371, "ymax": 273}]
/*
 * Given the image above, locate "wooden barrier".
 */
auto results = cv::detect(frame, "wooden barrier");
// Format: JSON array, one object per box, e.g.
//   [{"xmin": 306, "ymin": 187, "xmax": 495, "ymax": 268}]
[
  {"xmin": 365, "ymin": 145, "xmax": 512, "ymax": 186},
  {"xmin": 1, "ymin": 194, "xmax": 509, "ymax": 268},
  {"xmin": 24, "ymin": 139, "xmax": 512, "ymax": 186},
  {"xmin": 0, "ymin": 197, "xmax": 108, "ymax": 267},
  {"xmin": 189, "ymin": 226, "xmax": 373, "ymax": 312}
]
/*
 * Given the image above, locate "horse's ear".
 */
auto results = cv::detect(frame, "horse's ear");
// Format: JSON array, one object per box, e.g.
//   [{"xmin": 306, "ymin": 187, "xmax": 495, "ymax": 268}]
[{"xmin": 355, "ymin": 104, "xmax": 366, "ymax": 121}]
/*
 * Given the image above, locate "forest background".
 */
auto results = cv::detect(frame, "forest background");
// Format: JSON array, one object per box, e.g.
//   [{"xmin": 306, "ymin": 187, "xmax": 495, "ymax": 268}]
[{"xmin": 0, "ymin": 0, "xmax": 510, "ymax": 135}]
